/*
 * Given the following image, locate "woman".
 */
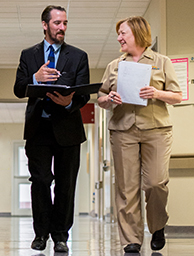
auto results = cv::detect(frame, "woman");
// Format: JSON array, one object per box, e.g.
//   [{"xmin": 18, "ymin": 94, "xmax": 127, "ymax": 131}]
[{"xmin": 98, "ymin": 16, "xmax": 182, "ymax": 253}]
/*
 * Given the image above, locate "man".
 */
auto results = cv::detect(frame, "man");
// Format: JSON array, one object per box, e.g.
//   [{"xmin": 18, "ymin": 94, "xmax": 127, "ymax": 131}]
[{"xmin": 14, "ymin": 5, "xmax": 90, "ymax": 253}]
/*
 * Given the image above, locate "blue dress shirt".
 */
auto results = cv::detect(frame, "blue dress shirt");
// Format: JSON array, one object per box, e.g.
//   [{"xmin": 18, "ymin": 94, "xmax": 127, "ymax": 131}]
[{"xmin": 33, "ymin": 40, "xmax": 72, "ymax": 117}]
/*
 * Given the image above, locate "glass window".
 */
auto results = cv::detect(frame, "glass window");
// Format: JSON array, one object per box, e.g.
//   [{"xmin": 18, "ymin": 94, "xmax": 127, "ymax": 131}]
[
  {"xmin": 19, "ymin": 184, "xmax": 31, "ymax": 209},
  {"xmin": 18, "ymin": 146, "xmax": 29, "ymax": 176}
]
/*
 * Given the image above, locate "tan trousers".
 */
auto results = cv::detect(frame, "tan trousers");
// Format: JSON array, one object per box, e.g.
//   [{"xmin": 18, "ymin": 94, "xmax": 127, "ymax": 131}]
[{"xmin": 110, "ymin": 125, "xmax": 173, "ymax": 246}]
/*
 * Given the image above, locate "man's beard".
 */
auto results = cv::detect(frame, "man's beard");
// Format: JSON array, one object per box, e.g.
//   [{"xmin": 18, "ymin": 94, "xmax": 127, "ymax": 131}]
[{"xmin": 47, "ymin": 25, "xmax": 65, "ymax": 44}]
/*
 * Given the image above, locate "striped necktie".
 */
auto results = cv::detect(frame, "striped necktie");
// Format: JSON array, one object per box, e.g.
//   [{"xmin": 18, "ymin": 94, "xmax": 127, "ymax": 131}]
[
  {"xmin": 43, "ymin": 45, "xmax": 55, "ymax": 114},
  {"xmin": 47, "ymin": 45, "xmax": 55, "ymax": 69}
]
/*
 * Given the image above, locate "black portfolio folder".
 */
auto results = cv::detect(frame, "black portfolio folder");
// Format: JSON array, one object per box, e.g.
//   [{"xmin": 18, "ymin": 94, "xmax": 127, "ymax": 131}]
[{"xmin": 25, "ymin": 83, "xmax": 102, "ymax": 98}]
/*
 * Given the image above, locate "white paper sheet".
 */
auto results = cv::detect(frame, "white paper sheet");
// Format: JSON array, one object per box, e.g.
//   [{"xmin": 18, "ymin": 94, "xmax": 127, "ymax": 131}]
[{"xmin": 117, "ymin": 61, "xmax": 152, "ymax": 106}]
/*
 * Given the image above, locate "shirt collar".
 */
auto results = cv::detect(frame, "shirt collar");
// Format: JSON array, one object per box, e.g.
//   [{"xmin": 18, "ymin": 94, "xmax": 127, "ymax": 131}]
[
  {"xmin": 120, "ymin": 47, "xmax": 154, "ymax": 62},
  {"xmin": 141, "ymin": 47, "xmax": 154, "ymax": 60},
  {"xmin": 44, "ymin": 39, "xmax": 61, "ymax": 53}
]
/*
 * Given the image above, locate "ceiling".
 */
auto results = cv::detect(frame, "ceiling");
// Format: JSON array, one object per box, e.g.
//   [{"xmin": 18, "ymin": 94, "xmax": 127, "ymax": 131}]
[
  {"xmin": 1, "ymin": 0, "xmax": 151, "ymax": 69},
  {"xmin": 0, "ymin": 0, "xmax": 151, "ymax": 123}
]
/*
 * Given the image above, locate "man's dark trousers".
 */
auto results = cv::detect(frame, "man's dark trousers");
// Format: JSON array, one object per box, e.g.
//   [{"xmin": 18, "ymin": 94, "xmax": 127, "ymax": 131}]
[{"xmin": 25, "ymin": 118, "xmax": 80, "ymax": 242}]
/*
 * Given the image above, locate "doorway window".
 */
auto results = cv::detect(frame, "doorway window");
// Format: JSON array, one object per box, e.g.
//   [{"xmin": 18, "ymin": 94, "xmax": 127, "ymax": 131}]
[{"xmin": 12, "ymin": 141, "xmax": 31, "ymax": 216}]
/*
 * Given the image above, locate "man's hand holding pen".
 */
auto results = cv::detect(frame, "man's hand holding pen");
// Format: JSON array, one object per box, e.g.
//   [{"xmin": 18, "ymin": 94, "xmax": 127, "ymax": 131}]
[
  {"xmin": 34, "ymin": 60, "xmax": 73, "ymax": 106},
  {"xmin": 35, "ymin": 60, "xmax": 61, "ymax": 83}
]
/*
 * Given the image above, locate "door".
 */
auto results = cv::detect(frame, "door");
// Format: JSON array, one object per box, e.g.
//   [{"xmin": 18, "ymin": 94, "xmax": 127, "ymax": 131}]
[
  {"xmin": 12, "ymin": 141, "xmax": 55, "ymax": 216},
  {"xmin": 95, "ymin": 108, "xmax": 117, "ymax": 222},
  {"xmin": 12, "ymin": 141, "xmax": 32, "ymax": 216}
]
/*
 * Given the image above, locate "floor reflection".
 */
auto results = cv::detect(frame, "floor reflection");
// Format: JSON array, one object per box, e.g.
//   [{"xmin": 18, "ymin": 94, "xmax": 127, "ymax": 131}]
[{"xmin": 0, "ymin": 215, "xmax": 193, "ymax": 255}]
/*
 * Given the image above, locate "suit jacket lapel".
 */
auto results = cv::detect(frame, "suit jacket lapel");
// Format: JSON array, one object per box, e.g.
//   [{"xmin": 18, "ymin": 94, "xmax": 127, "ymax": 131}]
[
  {"xmin": 34, "ymin": 41, "xmax": 45, "ymax": 68},
  {"xmin": 33, "ymin": 41, "xmax": 69, "ymax": 71},
  {"xmin": 56, "ymin": 42, "xmax": 69, "ymax": 71}
]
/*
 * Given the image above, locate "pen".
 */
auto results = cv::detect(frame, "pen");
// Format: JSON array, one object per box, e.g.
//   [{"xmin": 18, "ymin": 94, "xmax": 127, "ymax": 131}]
[
  {"xmin": 56, "ymin": 71, "xmax": 66, "ymax": 76},
  {"xmin": 56, "ymin": 71, "xmax": 62, "ymax": 76}
]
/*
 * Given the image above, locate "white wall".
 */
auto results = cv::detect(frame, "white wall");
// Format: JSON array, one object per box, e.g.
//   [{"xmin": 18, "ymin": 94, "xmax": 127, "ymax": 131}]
[
  {"xmin": 166, "ymin": 0, "xmax": 194, "ymax": 56},
  {"xmin": 144, "ymin": 0, "xmax": 194, "ymax": 226},
  {"xmin": 144, "ymin": 0, "xmax": 166, "ymax": 55},
  {"xmin": 0, "ymin": 123, "xmax": 24, "ymax": 212}
]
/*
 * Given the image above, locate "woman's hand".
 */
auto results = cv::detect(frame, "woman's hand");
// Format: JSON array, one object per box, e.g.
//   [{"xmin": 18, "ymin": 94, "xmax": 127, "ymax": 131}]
[
  {"xmin": 98, "ymin": 91, "xmax": 122, "ymax": 109},
  {"xmin": 140, "ymin": 86, "xmax": 182, "ymax": 105},
  {"xmin": 139, "ymin": 86, "xmax": 158, "ymax": 99},
  {"xmin": 108, "ymin": 91, "xmax": 122, "ymax": 105}
]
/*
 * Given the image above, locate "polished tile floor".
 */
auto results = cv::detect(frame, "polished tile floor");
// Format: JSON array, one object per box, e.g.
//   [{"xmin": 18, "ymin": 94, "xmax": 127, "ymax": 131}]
[{"xmin": 0, "ymin": 215, "xmax": 194, "ymax": 256}]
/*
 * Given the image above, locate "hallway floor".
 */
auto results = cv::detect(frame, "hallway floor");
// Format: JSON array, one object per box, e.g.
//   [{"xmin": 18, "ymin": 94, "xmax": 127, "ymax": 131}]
[{"xmin": 0, "ymin": 215, "xmax": 194, "ymax": 256}]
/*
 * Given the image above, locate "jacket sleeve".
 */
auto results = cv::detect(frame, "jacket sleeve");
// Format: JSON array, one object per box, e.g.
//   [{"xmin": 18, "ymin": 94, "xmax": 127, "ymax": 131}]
[
  {"xmin": 14, "ymin": 50, "xmax": 34, "ymax": 99},
  {"xmin": 65, "ymin": 50, "xmax": 90, "ymax": 113}
]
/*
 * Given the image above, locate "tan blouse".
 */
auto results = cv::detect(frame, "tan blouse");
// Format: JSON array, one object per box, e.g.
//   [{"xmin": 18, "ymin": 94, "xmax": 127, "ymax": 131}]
[{"xmin": 98, "ymin": 48, "xmax": 181, "ymax": 131}]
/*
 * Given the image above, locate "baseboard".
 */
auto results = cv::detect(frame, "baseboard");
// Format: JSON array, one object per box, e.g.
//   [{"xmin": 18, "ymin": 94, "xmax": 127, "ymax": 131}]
[
  {"xmin": 0, "ymin": 212, "xmax": 11, "ymax": 217},
  {"xmin": 79, "ymin": 212, "xmax": 89, "ymax": 216},
  {"xmin": 165, "ymin": 225, "xmax": 194, "ymax": 238}
]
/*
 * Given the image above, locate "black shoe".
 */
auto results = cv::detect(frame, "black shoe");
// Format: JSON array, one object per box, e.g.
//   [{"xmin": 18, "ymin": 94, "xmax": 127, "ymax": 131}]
[
  {"xmin": 151, "ymin": 228, "xmax": 165, "ymax": 251},
  {"xmin": 31, "ymin": 235, "xmax": 49, "ymax": 251},
  {"xmin": 124, "ymin": 243, "xmax": 141, "ymax": 253},
  {"xmin": 54, "ymin": 241, "xmax": 69, "ymax": 252}
]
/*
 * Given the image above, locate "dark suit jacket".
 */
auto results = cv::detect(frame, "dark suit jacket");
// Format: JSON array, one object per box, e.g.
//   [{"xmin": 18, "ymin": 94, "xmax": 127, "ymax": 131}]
[{"xmin": 14, "ymin": 41, "xmax": 90, "ymax": 146}]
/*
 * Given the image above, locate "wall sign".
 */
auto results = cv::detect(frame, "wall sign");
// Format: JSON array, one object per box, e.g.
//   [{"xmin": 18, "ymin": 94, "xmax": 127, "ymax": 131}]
[
  {"xmin": 171, "ymin": 58, "xmax": 189, "ymax": 101},
  {"xmin": 80, "ymin": 103, "xmax": 95, "ymax": 123}
]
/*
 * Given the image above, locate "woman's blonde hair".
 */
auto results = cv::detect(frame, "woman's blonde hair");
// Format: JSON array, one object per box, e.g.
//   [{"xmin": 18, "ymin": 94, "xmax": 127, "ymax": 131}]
[{"xmin": 116, "ymin": 16, "xmax": 152, "ymax": 48}]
